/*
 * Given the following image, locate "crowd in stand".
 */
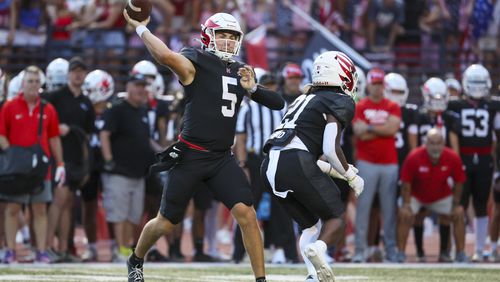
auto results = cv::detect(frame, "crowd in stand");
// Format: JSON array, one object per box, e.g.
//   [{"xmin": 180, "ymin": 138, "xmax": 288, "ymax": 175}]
[{"xmin": 0, "ymin": 0, "xmax": 500, "ymax": 267}]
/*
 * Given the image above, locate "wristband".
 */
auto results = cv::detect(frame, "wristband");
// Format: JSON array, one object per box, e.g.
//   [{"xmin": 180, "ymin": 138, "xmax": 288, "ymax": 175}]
[
  {"xmin": 238, "ymin": 160, "xmax": 247, "ymax": 168},
  {"xmin": 248, "ymin": 84, "xmax": 258, "ymax": 94},
  {"xmin": 136, "ymin": 25, "xmax": 149, "ymax": 38}
]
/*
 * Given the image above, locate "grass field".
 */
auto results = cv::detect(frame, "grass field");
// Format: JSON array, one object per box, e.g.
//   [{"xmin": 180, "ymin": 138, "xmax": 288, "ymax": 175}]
[{"xmin": 1, "ymin": 263, "xmax": 500, "ymax": 282}]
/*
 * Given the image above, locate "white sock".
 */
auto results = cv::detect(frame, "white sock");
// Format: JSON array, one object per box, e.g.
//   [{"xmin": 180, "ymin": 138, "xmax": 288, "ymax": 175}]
[
  {"xmin": 475, "ymin": 216, "xmax": 489, "ymax": 254},
  {"xmin": 300, "ymin": 222, "xmax": 320, "ymax": 276},
  {"xmin": 491, "ymin": 241, "xmax": 497, "ymax": 252},
  {"xmin": 21, "ymin": 225, "xmax": 30, "ymax": 240}
]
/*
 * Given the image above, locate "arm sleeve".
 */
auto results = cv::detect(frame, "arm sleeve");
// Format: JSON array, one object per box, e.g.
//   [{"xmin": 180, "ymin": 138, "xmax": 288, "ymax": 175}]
[{"xmin": 250, "ymin": 85, "xmax": 285, "ymax": 110}]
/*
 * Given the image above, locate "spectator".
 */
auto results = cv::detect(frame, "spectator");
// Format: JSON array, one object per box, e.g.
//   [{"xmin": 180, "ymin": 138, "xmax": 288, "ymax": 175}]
[
  {"xmin": 345, "ymin": 0, "xmax": 370, "ymax": 50},
  {"xmin": 0, "ymin": 0, "xmax": 15, "ymax": 66},
  {"xmin": 397, "ymin": 128, "xmax": 467, "ymax": 263},
  {"xmin": 280, "ymin": 63, "xmax": 304, "ymax": 105},
  {"xmin": 352, "ymin": 67, "xmax": 401, "ymax": 262},
  {"xmin": 10, "ymin": 0, "xmax": 48, "ymax": 64},
  {"xmin": 0, "ymin": 65, "xmax": 65, "ymax": 263},
  {"xmin": 100, "ymin": 72, "xmax": 154, "ymax": 262},
  {"xmin": 367, "ymin": 0, "xmax": 405, "ymax": 52},
  {"xmin": 44, "ymin": 56, "xmax": 94, "ymax": 262}
]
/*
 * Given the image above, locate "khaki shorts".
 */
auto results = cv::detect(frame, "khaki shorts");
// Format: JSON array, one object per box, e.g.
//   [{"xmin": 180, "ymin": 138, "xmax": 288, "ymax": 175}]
[
  {"xmin": 410, "ymin": 196, "xmax": 452, "ymax": 215},
  {"xmin": 0, "ymin": 180, "xmax": 52, "ymax": 204},
  {"xmin": 101, "ymin": 173, "xmax": 145, "ymax": 225}
]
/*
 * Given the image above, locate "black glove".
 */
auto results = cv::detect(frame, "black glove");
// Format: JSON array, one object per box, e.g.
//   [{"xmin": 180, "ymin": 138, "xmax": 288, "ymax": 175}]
[
  {"xmin": 103, "ymin": 160, "xmax": 116, "ymax": 172},
  {"xmin": 149, "ymin": 142, "xmax": 187, "ymax": 174}
]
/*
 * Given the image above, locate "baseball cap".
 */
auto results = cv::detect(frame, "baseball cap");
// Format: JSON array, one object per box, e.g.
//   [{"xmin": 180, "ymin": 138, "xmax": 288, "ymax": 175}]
[
  {"xmin": 282, "ymin": 63, "xmax": 303, "ymax": 79},
  {"xmin": 128, "ymin": 73, "xmax": 149, "ymax": 84},
  {"xmin": 68, "ymin": 56, "xmax": 88, "ymax": 71},
  {"xmin": 367, "ymin": 68, "xmax": 385, "ymax": 84}
]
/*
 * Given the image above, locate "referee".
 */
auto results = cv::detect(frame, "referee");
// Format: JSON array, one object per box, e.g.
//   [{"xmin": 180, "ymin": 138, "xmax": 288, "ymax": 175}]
[{"xmin": 233, "ymin": 69, "xmax": 298, "ymax": 264}]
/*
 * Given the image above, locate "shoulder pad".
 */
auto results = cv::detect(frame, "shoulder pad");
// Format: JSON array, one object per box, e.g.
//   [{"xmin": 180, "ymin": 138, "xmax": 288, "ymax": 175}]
[{"xmin": 180, "ymin": 47, "xmax": 199, "ymax": 64}]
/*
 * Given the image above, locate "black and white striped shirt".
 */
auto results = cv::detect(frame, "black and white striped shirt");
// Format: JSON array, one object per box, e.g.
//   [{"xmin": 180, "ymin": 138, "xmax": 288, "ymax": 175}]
[{"xmin": 236, "ymin": 99, "xmax": 285, "ymax": 156}]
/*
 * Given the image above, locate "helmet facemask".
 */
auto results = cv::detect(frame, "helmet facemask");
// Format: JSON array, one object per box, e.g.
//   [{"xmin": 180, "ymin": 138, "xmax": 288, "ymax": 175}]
[{"xmin": 200, "ymin": 13, "xmax": 243, "ymax": 61}]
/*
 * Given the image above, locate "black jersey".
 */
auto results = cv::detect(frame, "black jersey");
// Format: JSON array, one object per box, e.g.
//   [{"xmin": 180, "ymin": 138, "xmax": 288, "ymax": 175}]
[
  {"xmin": 396, "ymin": 103, "xmax": 418, "ymax": 165},
  {"xmin": 180, "ymin": 48, "xmax": 249, "ymax": 151},
  {"xmin": 413, "ymin": 109, "xmax": 458, "ymax": 146},
  {"xmin": 268, "ymin": 90, "xmax": 355, "ymax": 159},
  {"xmin": 447, "ymin": 98, "xmax": 500, "ymax": 148}
]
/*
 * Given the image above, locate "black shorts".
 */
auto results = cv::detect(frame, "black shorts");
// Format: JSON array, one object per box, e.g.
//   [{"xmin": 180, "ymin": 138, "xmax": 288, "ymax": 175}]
[
  {"xmin": 192, "ymin": 182, "xmax": 214, "ymax": 210},
  {"xmin": 261, "ymin": 149, "xmax": 345, "ymax": 230},
  {"xmin": 461, "ymin": 155, "xmax": 493, "ymax": 216},
  {"xmin": 81, "ymin": 170, "xmax": 101, "ymax": 202},
  {"xmin": 145, "ymin": 173, "xmax": 163, "ymax": 196},
  {"xmin": 160, "ymin": 149, "xmax": 253, "ymax": 224}
]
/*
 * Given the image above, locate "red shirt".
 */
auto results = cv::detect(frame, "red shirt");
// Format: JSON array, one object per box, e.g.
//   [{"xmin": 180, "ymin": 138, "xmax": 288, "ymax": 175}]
[
  {"xmin": 353, "ymin": 97, "xmax": 401, "ymax": 164},
  {"xmin": 400, "ymin": 147, "xmax": 466, "ymax": 203},
  {"xmin": 0, "ymin": 94, "xmax": 60, "ymax": 157}
]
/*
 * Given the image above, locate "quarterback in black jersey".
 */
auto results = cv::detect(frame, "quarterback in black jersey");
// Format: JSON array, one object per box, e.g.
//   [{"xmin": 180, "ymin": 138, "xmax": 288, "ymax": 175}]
[
  {"xmin": 447, "ymin": 64, "xmax": 500, "ymax": 262},
  {"xmin": 261, "ymin": 51, "xmax": 363, "ymax": 281},
  {"xmin": 124, "ymin": 11, "xmax": 284, "ymax": 282}
]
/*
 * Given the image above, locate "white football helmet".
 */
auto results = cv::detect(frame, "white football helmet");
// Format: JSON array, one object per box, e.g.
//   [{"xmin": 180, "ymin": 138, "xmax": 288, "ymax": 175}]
[
  {"xmin": 384, "ymin": 72, "xmax": 409, "ymax": 106},
  {"xmin": 422, "ymin": 77, "xmax": 449, "ymax": 112},
  {"xmin": 0, "ymin": 68, "xmax": 5, "ymax": 100},
  {"xmin": 312, "ymin": 51, "xmax": 358, "ymax": 97},
  {"xmin": 445, "ymin": 78, "xmax": 461, "ymax": 93},
  {"xmin": 462, "ymin": 64, "xmax": 491, "ymax": 99},
  {"xmin": 82, "ymin": 70, "xmax": 114, "ymax": 104},
  {"xmin": 355, "ymin": 66, "xmax": 366, "ymax": 99},
  {"xmin": 151, "ymin": 74, "xmax": 165, "ymax": 99},
  {"xmin": 131, "ymin": 60, "xmax": 158, "ymax": 78},
  {"xmin": 46, "ymin": 58, "xmax": 69, "ymax": 91},
  {"xmin": 200, "ymin": 13, "xmax": 243, "ymax": 61}
]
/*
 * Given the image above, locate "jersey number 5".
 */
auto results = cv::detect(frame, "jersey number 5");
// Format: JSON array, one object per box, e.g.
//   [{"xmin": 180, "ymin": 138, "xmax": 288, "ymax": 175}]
[
  {"xmin": 461, "ymin": 108, "xmax": 489, "ymax": 137},
  {"xmin": 221, "ymin": 76, "xmax": 237, "ymax": 117}
]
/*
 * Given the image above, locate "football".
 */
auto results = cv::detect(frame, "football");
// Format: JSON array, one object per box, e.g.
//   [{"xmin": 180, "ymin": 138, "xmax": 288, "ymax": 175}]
[{"xmin": 125, "ymin": 0, "xmax": 152, "ymax": 22}]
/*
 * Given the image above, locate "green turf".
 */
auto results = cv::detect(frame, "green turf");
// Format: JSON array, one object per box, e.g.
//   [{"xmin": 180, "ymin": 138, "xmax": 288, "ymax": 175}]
[{"xmin": 0, "ymin": 265, "xmax": 499, "ymax": 281}]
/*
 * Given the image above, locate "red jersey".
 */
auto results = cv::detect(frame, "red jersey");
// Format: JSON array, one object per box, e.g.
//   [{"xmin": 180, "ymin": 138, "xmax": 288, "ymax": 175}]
[
  {"xmin": 400, "ymin": 147, "xmax": 466, "ymax": 203},
  {"xmin": 0, "ymin": 95, "xmax": 60, "ymax": 157},
  {"xmin": 353, "ymin": 97, "xmax": 401, "ymax": 164}
]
